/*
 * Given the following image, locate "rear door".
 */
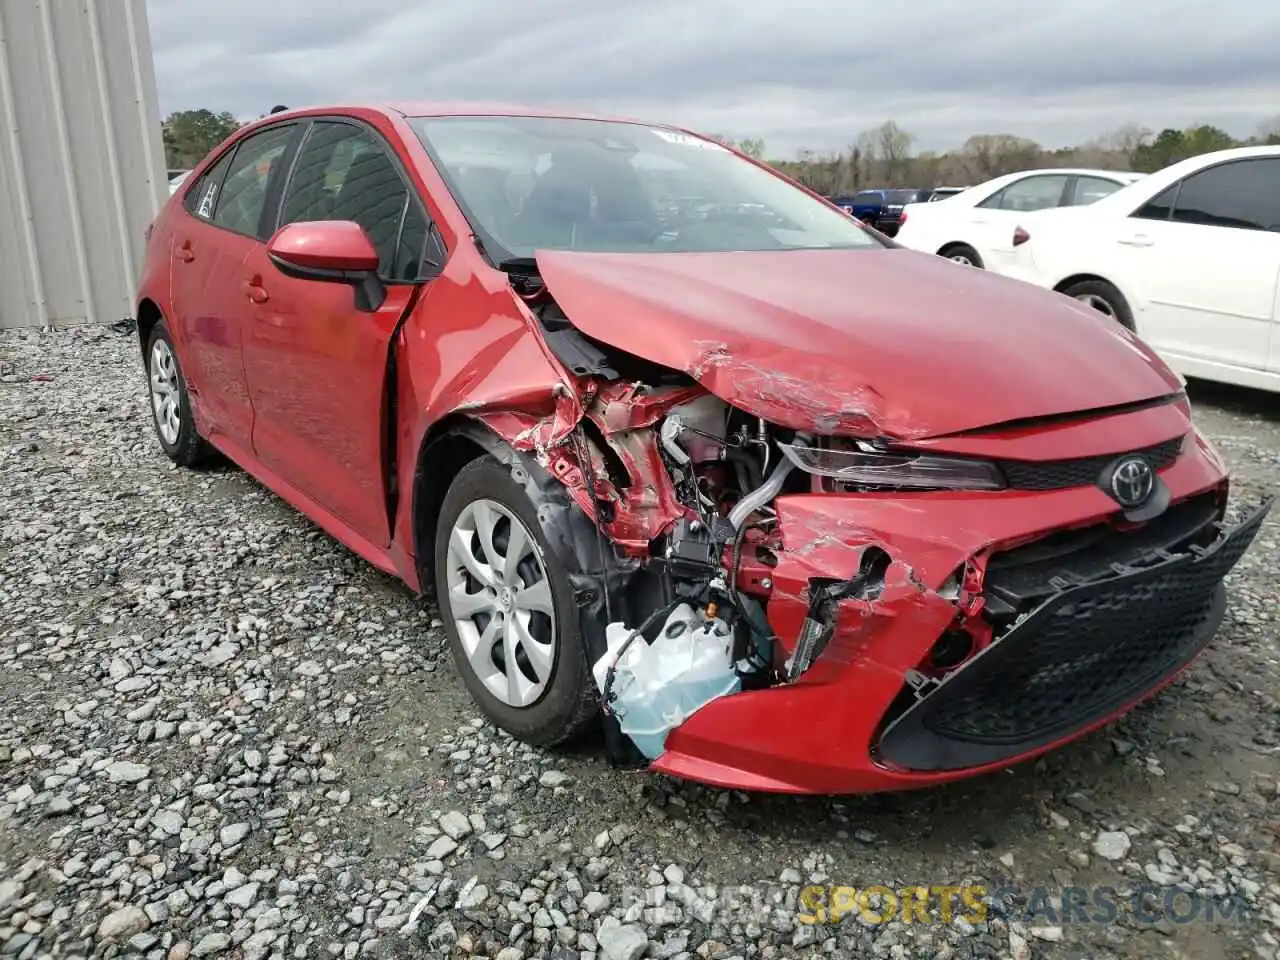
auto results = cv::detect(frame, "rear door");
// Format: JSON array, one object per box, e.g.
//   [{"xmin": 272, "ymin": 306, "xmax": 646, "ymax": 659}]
[
  {"xmin": 970, "ymin": 173, "xmax": 1072, "ymax": 268},
  {"xmin": 240, "ymin": 117, "xmax": 441, "ymax": 546},
  {"xmin": 1120, "ymin": 157, "xmax": 1280, "ymax": 373},
  {"xmin": 1066, "ymin": 174, "xmax": 1129, "ymax": 207},
  {"xmin": 168, "ymin": 123, "xmax": 298, "ymax": 451}
]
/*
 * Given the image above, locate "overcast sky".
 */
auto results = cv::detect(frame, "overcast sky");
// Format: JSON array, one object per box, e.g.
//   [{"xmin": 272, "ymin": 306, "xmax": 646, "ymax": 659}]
[{"xmin": 147, "ymin": 0, "xmax": 1280, "ymax": 158}]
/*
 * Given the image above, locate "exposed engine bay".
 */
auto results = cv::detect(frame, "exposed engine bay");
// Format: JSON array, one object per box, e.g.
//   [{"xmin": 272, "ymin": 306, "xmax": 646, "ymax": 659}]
[{"xmin": 504, "ymin": 260, "xmax": 995, "ymax": 764}]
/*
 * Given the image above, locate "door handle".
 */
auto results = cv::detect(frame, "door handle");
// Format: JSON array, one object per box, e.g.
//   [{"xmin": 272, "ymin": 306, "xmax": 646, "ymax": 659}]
[
  {"xmin": 1118, "ymin": 235, "xmax": 1154, "ymax": 247},
  {"xmin": 176, "ymin": 244, "xmax": 195, "ymax": 263},
  {"xmin": 243, "ymin": 280, "xmax": 269, "ymax": 304}
]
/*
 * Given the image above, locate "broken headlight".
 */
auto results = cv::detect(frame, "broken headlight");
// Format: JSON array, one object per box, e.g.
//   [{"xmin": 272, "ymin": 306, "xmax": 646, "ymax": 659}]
[{"xmin": 777, "ymin": 440, "xmax": 1005, "ymax": 491}]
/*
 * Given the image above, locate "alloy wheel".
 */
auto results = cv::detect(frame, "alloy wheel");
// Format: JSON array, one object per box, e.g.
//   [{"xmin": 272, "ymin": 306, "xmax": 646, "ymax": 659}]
[
  {"xmin": 149, "ymin": 339, "xmax": 181, "ymax": 445},
  {"xmin": 445, "ymin": 499, "xmax": 557, "ymax": 708}
]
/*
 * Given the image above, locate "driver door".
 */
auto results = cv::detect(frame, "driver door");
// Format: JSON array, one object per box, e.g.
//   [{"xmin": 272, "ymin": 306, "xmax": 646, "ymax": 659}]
[{"xmin": 240, "ymin": 118, "xmax": 440, "ymax": 547}]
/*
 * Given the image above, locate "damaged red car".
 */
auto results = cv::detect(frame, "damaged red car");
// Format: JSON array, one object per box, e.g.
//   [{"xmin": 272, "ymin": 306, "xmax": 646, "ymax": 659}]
[{"xmin": 134, "ymin": 104, "xmax": 1271, "ymax": 795}]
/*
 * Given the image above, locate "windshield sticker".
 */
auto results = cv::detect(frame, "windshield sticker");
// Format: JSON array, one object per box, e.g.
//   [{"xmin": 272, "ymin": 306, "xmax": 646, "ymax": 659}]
[{"xmin": 651, "ymin": 129, "xmax": 725, "ymax": 150}]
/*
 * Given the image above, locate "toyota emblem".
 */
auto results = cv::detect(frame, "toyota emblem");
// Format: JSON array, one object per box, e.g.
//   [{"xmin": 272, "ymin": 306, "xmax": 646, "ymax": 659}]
[{"xmin": 1109, "ymin": 456, "xmax": 1155, "ymax": 508}]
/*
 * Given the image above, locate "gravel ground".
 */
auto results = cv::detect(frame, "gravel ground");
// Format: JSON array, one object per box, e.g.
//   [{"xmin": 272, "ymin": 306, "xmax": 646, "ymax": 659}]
[{"xmin": 1, "ymin": 326, "xmax": 1278, "ymax": 960}]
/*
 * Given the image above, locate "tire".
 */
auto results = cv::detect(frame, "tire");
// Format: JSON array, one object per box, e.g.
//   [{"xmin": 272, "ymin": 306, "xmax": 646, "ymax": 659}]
[
  {"xmin": 1060, "ymin": 279, "xmax": 1134, "ymax": 330},
  {"xmin": 938, "ymin": 243, "xmax": 983, "ymax": 268},
  {"xmin": 434, "ymin": 455, "xmax": 597, "ymax": 746},
  {"xmin": 145, "ymin": 319, "xmax": 212, "ymax": 466}
]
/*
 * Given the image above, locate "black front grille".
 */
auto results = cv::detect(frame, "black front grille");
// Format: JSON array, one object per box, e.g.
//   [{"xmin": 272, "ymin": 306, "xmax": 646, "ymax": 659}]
[
  {"xmin": 998, "ymin": 435, "xmax": 1184, "ymax": 491},
  {"xmin": 877, "ymin": 499, "xmax": 1270, "ymax": 772},
  {"xmin": 983, "ymin": 493, "xmax": 1220, "ymax": 612}
]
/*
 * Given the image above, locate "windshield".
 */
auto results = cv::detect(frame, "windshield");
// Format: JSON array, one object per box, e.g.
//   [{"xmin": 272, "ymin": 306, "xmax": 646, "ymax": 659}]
[{"xmin": 410, "ymin": 116, "xmax": 882, "ymax": 260}]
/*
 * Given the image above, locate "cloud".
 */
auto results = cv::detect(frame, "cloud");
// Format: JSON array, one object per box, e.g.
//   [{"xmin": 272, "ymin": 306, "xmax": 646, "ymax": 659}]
[{"xmin": 146, "ymin": 0, "xmax": 1280, "ymax": 156}]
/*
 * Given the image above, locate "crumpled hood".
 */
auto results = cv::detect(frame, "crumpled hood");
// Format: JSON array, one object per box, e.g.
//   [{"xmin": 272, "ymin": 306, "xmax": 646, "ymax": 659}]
[{"xmin": 533, "ymin": 247, "xmax": 1183, "ymax": 440}]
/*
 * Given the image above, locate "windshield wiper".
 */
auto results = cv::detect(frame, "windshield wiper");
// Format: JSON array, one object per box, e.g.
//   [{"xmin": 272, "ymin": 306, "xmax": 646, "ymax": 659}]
[
  {"xmin": 497, "ymin": 257, "xmax": 539, "ymax": 275},
  {"xmin": 498, "ymin": 257, "xmax": 545, "ymax": 297}
]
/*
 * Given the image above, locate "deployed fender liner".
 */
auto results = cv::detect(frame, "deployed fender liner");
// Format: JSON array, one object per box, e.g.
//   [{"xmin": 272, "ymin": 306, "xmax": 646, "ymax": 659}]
[
  {"xmin": 443, "ymin": 421, "xmax": 653, "ymax": 766},
  {"xmin": 877, "ymin": 498, "xmax": 1273, "ymax": 773}
]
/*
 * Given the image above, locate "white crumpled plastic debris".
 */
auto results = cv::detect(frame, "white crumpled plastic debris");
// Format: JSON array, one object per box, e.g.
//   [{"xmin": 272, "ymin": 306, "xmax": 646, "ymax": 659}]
[{"xmin": 593, "ymin": 603, "xmax": 742, "ymax": 759}]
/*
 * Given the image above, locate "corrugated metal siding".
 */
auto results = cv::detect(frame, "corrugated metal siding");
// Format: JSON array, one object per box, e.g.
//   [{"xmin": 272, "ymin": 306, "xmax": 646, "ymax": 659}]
[{"xmin": 0, "ymin": 0, "xmax": 166, "ymax": 330}]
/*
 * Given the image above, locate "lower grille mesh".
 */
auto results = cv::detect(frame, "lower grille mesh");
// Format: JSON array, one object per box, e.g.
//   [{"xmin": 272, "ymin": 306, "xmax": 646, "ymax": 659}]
[{"xmin": 877, "ymin": 500, "xmax": 1270, "ymax": 771}]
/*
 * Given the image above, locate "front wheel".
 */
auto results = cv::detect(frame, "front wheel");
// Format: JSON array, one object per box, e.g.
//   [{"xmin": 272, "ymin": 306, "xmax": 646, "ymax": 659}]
[
  {"xmin": 1060, "ymin": 279, "xmax": 1134, "ymax": 330},
  {"xmin": 433, "ymin": 455, "xmax": 598, "ymax": 746}
]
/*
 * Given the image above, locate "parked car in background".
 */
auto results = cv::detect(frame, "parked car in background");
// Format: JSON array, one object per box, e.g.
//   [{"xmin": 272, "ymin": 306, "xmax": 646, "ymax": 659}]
[
  {"xmin": 992, "ymin": 146, "xmax": 1280, "ymax": 394},
  {"xmin": 829, "ymin": 190, "xmax": 881, "ymax": 223},
  {"xmin": 927, "ymin": 186, "xmax": 967, "ymax": 201},
  {"xmin": 894, "ymin": 168, "xmax": 1146, "ymax": 269},
  {"xmin": 830, "ymin": 188, "xmax": 934, "ymax": 236},
  {"xmin": 133, "ymin": 103, "xmax": 1268, "ymax": 794},
  {"xmin": 168, "ymin": 170, "xmax": 191, "ymax": 195}
]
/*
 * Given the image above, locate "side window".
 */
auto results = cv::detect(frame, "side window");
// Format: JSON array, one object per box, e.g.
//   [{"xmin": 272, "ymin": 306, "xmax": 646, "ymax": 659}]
[
  {"xmin": 978, "ymin": 175, "xmax": 1070, "ymax": 212},
  {"xmin": 184, "ymin": 149, "xmax": 236, "ymax": 219},
  {"xmin": 1166, "ymin": 159, "xmax": 1280, "ymax": 231},
  {"xmin": 209, "ymin": 125, "xmax": 295, "ymax": 237},
  {"xmin": 280, "ymin": 121, "xmax": 432, "ymax": 280},
  {"xmin": 1070, "ymin": 176, "xmax": 1124, "ymax": 206},
  {"xmin": 1133, "ymin": 184, "xmax": 1178, "ymax": 221}
]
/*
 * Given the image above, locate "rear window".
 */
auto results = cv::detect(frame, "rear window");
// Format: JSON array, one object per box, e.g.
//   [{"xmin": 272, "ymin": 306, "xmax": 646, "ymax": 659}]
[{"xmin": 884, "ymin": 190, "xmax": 922, "ymax": 204}]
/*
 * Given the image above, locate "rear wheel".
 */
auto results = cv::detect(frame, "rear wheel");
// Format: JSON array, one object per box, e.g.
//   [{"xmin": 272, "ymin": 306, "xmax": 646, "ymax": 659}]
[
  {"xmin": 1060, "ymin": 279, "xmax": 1134, "ymax": 330},
  {"xmin": 434, "ymin": 456, "xmax": 597, "ymax": 746},
  {"xmin": 146, "ymin": 319, "xmax": 211, "ymax": 466},
  {"xmin": 938, "ymin": 243, "xmax": 983, "ymax": 268}
]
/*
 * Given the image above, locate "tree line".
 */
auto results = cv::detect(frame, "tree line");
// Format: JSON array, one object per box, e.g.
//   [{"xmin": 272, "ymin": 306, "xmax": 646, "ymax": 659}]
[
  {"xmin": 163, "ymin": 108, "xmax": 1280, "ymax": 196},
  {"xmin": 711, "ymin": 119, "xmax": 1280, "ymax": 195}
]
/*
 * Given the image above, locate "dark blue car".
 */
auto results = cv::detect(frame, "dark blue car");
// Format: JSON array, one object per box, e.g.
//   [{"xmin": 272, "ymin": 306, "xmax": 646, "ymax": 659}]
[{"xmin": 829, "ymin": 188, "xmax": 933, "ymax": 236}]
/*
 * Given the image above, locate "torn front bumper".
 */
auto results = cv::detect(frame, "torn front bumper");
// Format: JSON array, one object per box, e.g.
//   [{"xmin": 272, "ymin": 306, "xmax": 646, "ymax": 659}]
[
  {"xmin": 878, "ymin": 497, "xmax": 1270, "ymax": 772},
  {"xmin": 652, "ymin": 445, "xmax": 1269, "ymax": 794}
]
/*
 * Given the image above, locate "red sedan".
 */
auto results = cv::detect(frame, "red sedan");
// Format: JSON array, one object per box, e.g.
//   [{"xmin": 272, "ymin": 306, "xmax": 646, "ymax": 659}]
[{"xmin": 134, "ymin": 103, "xmax": 1271, "ymax": 794}]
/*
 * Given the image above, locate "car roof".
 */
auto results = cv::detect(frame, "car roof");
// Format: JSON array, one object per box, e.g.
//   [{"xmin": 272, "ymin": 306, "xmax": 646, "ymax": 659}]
[
  {"xmin": 1143, "ymin": 144, "xmax": 1280, "ymax": 176},
  {"xmin": 992, "ymin": 167, "xmax": 1144, "ymax": 180},
  {"xmin": 390, "ymin": 101, "xmax": 642, "ymax": 122},
  {"xmin": 1075, "ymin": 144, "xmax": 1280, "ymax": 213},
  {"xmin": 255, "ymin": 102, "xmax": 652, "ymax": 125}
]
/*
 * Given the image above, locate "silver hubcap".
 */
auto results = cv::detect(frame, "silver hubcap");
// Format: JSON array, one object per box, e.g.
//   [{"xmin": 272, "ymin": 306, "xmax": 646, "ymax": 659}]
[
  {"xmin": 949, "ymin": 253, "xmax": 973, "ymax": 265},
  {"xmin": 149, "ymin": 340, "xmax": 181, "ymax": 445},
  {"xmin": 445, "ymin": 499, "xmax": 557, "ymax": 708},
  {"xmin": 1075, "ymin": 293, "xmax": 1115, "ymax": 317}
]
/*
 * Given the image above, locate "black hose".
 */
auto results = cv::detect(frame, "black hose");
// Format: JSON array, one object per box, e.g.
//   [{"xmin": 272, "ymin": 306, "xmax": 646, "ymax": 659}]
[
  {"xmin": 600, "ymin": 596, "xmax": 689, "ymax": 715},
  {"xmin": 725, "ymin": 448, "xmax": 763, "ymax": 492}
]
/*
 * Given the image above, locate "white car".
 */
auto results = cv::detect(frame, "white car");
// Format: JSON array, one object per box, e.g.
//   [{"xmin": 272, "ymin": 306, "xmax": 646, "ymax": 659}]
[
  {"xmin": 894, "ymin": 168, "xmax": 1146, "ymax": 271},
  {"xmin": 990, "ymin": 146, "xmax": 1280, "ymax": 394},
  {"xmin": 168, "ymin": 170, "xmax": 191, "ymax": 195}
]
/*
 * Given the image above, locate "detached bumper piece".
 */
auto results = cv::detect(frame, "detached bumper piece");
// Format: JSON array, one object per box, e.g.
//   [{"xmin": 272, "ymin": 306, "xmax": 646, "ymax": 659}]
[{"xmin": 878, "ymin": 498, "xmax": 1272, "ymax": 773}]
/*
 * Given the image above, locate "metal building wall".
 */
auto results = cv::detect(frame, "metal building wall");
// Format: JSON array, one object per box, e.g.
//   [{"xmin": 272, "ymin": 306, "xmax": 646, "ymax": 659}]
[{"xmin": 0, "ymin": 0, "xmax": 167, "ymax": 330}]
